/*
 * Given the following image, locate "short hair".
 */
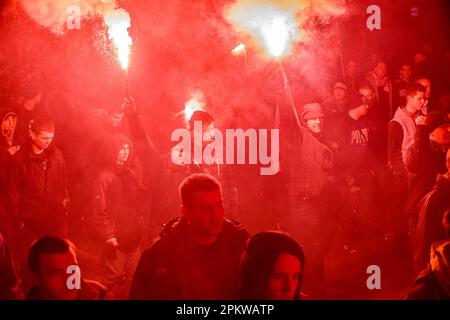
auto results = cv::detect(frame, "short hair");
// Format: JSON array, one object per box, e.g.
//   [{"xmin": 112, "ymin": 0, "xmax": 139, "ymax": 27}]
[
  {"xmin": 189, "ymin": 110, "xmax": 214, "ymax": 130},
  {"xmin": 406, "ymin": 83, "xmax": 426, "ymax": 98},
  {"xmin": 416, "ymin": 77, "xmax": 431, "ymax": 84},
  {"xmin": 28, "ymin": 236, "xmax": 76, "ymax": 274},
  {"xmin": 179, "ymin": 173, "xmax": 222, "ymax": 207},
  {"xmin": 30, "ymin": 116, "xmax": 55, "ymax": 134},
  {"xmin": 399, "ymin": 62, "xmax": 411, "ymax": 69},
  {"xmin": 358, "ymin": 82, "xmax": 374, "ymax": 92},
  {"xmin": 374, "ymin": 61, "xmax": 387, "ymax": 69}
]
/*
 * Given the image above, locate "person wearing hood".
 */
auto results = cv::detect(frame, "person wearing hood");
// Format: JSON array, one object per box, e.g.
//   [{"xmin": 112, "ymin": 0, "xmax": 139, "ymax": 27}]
[
  {"xmin": 91, "ymin": 133, "xmax": 146, "ymax": 298},
  {"xmin": 238, "ymin": 231, "xmax": 305, "ymax": 300},
  {"xmin": 129, "ymin": 173, "xmax": 249, "ymax": 300},
  {"xmin": 13, "ymin": 82, "xmax": 45, "ymax": 144},
  {"xmin": 407, "ymin": 240, "xmax": 450, "ymax": 300},
  {"xmin": 414, "ymin": 148, "xmax": 450, "ymax": 273}
]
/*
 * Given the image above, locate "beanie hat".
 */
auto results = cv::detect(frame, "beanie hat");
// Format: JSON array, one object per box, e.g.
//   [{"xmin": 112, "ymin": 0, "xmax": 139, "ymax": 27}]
[{"xmin": 300, "ymin": 103, "xmax": 324, "ymax": 120}]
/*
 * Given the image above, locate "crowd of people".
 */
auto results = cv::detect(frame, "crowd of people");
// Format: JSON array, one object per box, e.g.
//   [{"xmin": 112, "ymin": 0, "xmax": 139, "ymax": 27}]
[
  {"xmin": 1, "ymin": 49, "xmax": 450, "ymax": 300},
  {"xmin": 1, "ymin": 3, "xmax": 450, "ymax": 300}
]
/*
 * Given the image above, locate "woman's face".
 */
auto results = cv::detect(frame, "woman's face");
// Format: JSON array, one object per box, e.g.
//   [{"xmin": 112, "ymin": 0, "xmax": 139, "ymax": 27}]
[{"xmin": 267, "ymin": 253, "xmax": 302, "ymax": 300}]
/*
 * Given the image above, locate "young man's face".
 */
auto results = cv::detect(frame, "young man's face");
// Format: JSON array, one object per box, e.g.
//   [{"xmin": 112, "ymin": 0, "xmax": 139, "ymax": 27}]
[
  {"xmin": 333, "ymin": 88, "xmax": 346, "ymax": 101},
  {"xmin": 267, "ymin": 253, "xmax": 302, "ymax": 300},
  {"xmin": 306, "ymin": 118, "xmax": 323, "ymax": 135},
  {"xmin": 417, "ymin": 79, "xmax": 431, "ymax": 99},
  {"xmin": 116, "ymin": 143, "xmax": 130, "ymax": 165},
  {"xmin": 183, "ymin": 189, "xmax": 224, "ymax": 245},
  {"xmin": 374, "ymin": 63, "xmax": 387, "ymax": 78},
  {"xmin": 359, "ymin": 88, "xmax": 376, "ymax": 106},
  {"xmin": 36, "ymin": 250, "xmax": 78, "ymax": 300},
  {"xmin": 407, "ymin": 91, "xmax": 426, "ymax": 112},
  {"xmin": 31, "ymin": 130, "xmax": 54, "ymax": 150},
  {"xmin": 399, "ymin": 65, "xmax": 412, "ymax": 80},
  {"xmin": 110, "ymin": 112, "xmax": 124, "ymax": 128}
]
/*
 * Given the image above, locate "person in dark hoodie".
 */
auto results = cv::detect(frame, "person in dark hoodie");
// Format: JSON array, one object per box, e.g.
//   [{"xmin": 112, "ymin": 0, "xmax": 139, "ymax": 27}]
[
  {"xmin": 239, "ymin": 231, "xmax": 305, "ymax": 300},
  {"xmin": 129, "ymin": 173, "xmax": 249, "ymax": 300},
  {"xmin": 13, "ymin": 82, "xmax": 45, "ymax": 144},
  {"xmin": 414, "ymin": 149, "xmax": 450, "ymax": 273},
  {"xmin": 91, "ymin": 133, "xmax": 146, "ymax": 298}
]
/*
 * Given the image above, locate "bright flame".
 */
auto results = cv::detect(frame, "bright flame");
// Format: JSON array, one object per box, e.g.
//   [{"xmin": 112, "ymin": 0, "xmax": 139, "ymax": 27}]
[
  {"xmin": 227, "ymin": 4, "xmax": 300, "ymax": 59},
  {"xmin": 231, "ymin": 43, "xmax": 246, "ymax": 56},
  {"xmin": 104, "ymin": 8, "xmax": 132, "ymax": 70},
  {"xmin": 184, "ymin": 91, "xmax": 206, "ymax": 121},
  {"xmin": 260, "ymin": 14, "xmax": 293, "ymax": 57}
]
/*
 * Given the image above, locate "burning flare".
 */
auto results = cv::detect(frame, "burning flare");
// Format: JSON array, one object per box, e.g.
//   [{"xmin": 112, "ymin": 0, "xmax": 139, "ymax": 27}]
[
  {"xmin": 226, "ymin": 3, "xmax": 301, "ymax": 59},
  {"xmin": 104, "ymin": 8, "xmax": 132, "ymax": 70},
  {"xmin": 184, "ymin": 91, "xmax": 206, "ymax": 122}
]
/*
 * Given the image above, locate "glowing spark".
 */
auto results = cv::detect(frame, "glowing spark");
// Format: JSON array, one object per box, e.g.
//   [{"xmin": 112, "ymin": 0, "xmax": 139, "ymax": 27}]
[
  {"xmin": 232, "ymin": 43, "xmax": 246, "ymax": 56},
  {"xmin": 184, "ymin": 91, "xmax": 206, "ymax": 121},
  {"xmin": 104, "ymin": 8, "xmax": 132, "ymax": 70}
]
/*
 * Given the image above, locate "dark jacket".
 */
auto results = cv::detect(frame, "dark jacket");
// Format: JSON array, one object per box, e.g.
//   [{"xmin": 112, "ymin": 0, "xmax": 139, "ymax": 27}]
[
  {"xmin": 129, "ymin": 217, "xmax": 249, "ymax": 300},
  {"xmin": 405, "ymin": 125, "xmax": 447, "ymax": 218},
  {"xmin": 27, "ymin": 279, "xmax": 111, "ymax": 300},
  {"xmin": 408, "ymin": 241, "xmax": 450, "ymax": 300},
  {"xmin": 8, "ymin": 141, "xmax": 69, "ymax": 235},
  {"xmin": 333, "ymin": 114, "xmax": 376, "ymax": 183},
  {"xmin": 91, "ymin": 134, "xmax": 146, "ymax": 252},
  {"xmin": 406, "ymin": 268, "xmax": 450, "ymax": 300},
  {"xmin": 414, "ymin": 174, "xmax": 450, "ymax": 272}
]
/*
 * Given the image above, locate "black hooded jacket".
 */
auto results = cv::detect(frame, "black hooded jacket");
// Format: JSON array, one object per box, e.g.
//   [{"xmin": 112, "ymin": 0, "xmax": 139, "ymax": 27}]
[
  {"xmin": 8, "ymin": 140, "xmax": 69, "ymax": 235},
  {"xmin": 91, "ymin": 134, "xmax": 146, "ymax": 252}
]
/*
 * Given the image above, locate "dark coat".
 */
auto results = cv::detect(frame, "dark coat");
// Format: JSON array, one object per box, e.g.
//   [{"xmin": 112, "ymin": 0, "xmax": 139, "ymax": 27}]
[
  {"xmin": 406, "ymin": 268, "xmax": 450, "ymax": 300},
  {"xmin": 8, "ymin": 141, "xmax": 69, "ymax": 235},
  {"xmin": 129, "ymin": 217, "xmax": 249, "ymax": 300},
  {"xmin": 414, "ymin": 174, "xmax": 450, "ymax": 272},
  {"xmin": 91, "ymin": 134, "xmax": 146, "ymax": 252},
  {"xmin": 406, "ymin": 125, "xmax": 447, "ymax": 219}
]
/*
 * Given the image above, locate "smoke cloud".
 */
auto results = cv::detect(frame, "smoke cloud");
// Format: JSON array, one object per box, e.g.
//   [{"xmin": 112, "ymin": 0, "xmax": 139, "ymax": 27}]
[{"xmin": 19, "ymin": 0, "xmax": 117, "ymax": 35}]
